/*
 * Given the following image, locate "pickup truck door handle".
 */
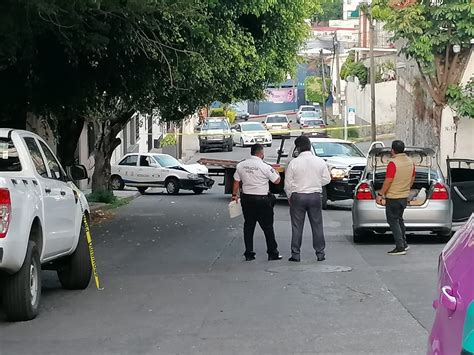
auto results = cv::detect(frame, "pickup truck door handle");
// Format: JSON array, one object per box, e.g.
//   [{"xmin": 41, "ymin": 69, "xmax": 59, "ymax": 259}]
[
  {"xmin": 60, "ymin": 191, "xmax": 66, "ymax": 196},
  {"xmin": 45, "ymin": 188, "xmax": 52, "ymax": 194}
]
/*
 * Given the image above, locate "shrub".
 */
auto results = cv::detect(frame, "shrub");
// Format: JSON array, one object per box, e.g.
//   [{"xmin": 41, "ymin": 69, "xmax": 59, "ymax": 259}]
[
  {"xmin": 160, "ymin": 134, "xmax": 177, "ymax": 147},
  {"xmin": 87, "ymin": 190, "xmax": 117, "ymax": 204},
  {"xmin": 210, "ymin": 108, "xmax": 225, "ymax": 117},
  {"xmin": 348, "ymin": 127, "xmax": 359, "ymax": 138}
]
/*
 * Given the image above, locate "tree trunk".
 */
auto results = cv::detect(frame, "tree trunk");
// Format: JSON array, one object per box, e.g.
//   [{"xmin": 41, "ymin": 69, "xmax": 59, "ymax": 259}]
[
  {"xmin": 91, "ymin": 110, "xmax": 134, "ymax": 193},
  {"xmin": 57, "ymin": 116, "xmax": 85, "ymax": 166},
  {"xmin": 432, "ymin": 103, "xmax": 444, "ymax": 140}
]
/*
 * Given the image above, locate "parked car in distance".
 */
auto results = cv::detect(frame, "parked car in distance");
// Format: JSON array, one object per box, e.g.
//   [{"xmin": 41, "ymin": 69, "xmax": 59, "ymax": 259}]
[
  {"xmin": 299, "ymin": 111, "xmax": 322, "ymax": 126},
  {"xmin": 352, "ymin": 147, "xmax": 453, "ymax": 243},
  {"xmin": 264, "ymin": 114, "xmax": 291, "ymax": 137},
  {"xmin": 297, "ymin": 105, "xmax": 321, "ymax": 123},
  {"xmin": 230, "ymin": 105, "xmax": 250, "ymax": 121},
  {"xmin": 231, "ymin": 122, "xmax": 272, "ymax": 147},
  {"xmin": 0, "ymin": 129, "xmax": 91, "ymax": 321},
  {"xmin": 427, "ymin": 214, "xmax": 474, "ymax": 355},
  {"xmin": 301, "ymin": 118, "xmax": 326, "ymax": 131},
  {"xmin": 198, "ymin": 118, "xmax": 233, "ymax": 153},
  {"xmin": 111, "ymin": 153, "xmax": 214, "ymax": 195}
]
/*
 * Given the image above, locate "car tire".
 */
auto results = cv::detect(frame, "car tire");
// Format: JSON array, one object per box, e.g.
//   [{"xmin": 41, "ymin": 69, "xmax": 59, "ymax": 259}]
[
  {"xmin": 3, "ymin": 241, "xmax": 41, "ymax": 321},
  {"xmin": 166, "ymin": 178, "xmax": 180, "ymax": 195},
  {"xmin": 240, "ymin": 138, "xmax": 245, "ymax": 148},
  {"xmin": 437, "ymin": 230, "xmax": 452, "ymax": 243},
  {"xmin": 193, "ymin": 188, "xmax": 205, "ymax": 195},
  {"xmin": 321, "ymin": 187, "xmax": 328, "ymax": 210},
  {"xmin": 137, "ymin": 187, "xmax": 148, "ymax": 195},
  {"xmin": 57, "ymin": 224, "xmax": 92, "ymax": 290},
  {"xmin": 110, "ymin": 175, "xmax": 125, "ymax": 190},
  {"xmin": 353, "ymin": 228, "xmax": 373, "ymax": 243}
]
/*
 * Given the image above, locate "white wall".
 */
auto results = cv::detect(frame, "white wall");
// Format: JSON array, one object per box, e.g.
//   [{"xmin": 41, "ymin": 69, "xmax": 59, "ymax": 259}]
[
  {"xmin": 345, "ymin": 79, "xmax": 397, "ymax": 126},
  {"xmin": 439, "ymin": 50, "xmax": 474, "ymax": 174}
]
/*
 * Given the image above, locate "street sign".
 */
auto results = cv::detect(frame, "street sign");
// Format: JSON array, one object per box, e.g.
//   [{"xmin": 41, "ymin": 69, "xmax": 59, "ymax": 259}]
[{"xmin": 348, "ymin": 107, "xmax": 356, "ymax": 125}]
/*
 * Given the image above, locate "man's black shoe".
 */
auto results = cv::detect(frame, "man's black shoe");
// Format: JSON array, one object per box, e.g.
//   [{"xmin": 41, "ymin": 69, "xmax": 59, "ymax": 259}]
[
  {"xmin": 244, "ymin": 252, "xmax": 256, "ymax": 261},
  {"xmin": 268, "ymin": 254, "xmax": 283, "ymax": 261},
  {"xmin": 317, "ymin": 254, "xmax": 326, "ymax": 262},
  {"xmin": 288, "ymin": 257, "xmax": 300, "ymax": 262},
  {"xmin": 387, "ymin": 248, "xmax": 407, "ymax": 256}
]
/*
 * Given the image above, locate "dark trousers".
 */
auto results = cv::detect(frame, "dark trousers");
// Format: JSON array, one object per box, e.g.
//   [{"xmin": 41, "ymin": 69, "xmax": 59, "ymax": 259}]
[
  {"xmin": 289, "ymin": 192, "xmax": 325, "ymax": 260},
  {"xmin": 241, "ymin": 194, "xmax": 279, "ymax": 256},
  {"xmin": 385, "ymin": 198, "xmax": 408, "ymax": 250}
]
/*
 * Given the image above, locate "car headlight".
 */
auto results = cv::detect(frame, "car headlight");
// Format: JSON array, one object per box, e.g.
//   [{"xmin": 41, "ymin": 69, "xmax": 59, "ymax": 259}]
[
  {"xmin": 187, "ymin": 173, "xmax": 199, "ymax": 180},
  {"xmin": 330, "ymin": 168, "xmax": 348, "ymax": 180}
]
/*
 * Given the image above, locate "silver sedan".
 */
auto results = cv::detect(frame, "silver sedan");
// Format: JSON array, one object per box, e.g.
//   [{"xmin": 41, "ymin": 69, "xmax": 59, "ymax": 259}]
[{"xmin": 352, "ymin": 147, "xmax": 453, "ymax": 243}]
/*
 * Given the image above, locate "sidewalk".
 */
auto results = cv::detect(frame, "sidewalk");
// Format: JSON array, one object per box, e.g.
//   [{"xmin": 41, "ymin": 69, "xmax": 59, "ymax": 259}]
[{"xmin": 83, "ymin": 188, "xmax": 141, "ymax": 212}]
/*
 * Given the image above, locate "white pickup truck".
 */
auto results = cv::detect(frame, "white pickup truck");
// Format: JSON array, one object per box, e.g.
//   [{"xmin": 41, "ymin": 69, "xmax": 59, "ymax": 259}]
[{"xmin": 0, "ymin": 129, "xmax": 91, "ymax": 321}]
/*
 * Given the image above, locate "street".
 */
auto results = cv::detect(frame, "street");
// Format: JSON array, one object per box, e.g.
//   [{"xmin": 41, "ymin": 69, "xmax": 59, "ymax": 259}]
[{"xmin": 0, "ymin": 141, "xmax": 443, "ymax": 355}]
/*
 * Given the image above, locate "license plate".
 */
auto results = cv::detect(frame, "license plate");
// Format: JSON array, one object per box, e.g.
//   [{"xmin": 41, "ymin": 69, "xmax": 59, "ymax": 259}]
[{"xmin": 257, "ymin": 138, "xmax": 264, "ymax": 142}]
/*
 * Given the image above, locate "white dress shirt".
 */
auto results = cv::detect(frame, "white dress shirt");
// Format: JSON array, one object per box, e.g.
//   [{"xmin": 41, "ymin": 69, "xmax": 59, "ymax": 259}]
[
  {"xmin": 234, "ymin": 156, "xmax": 280, "ymax": 195},
  {"xmin": 284, "ymin": 151, "xmax": 331, "ymax": 197}
]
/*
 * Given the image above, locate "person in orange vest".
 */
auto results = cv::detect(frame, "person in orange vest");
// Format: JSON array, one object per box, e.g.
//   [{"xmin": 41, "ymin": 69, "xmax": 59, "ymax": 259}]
[{"xmin": 376, "ymin": 140, "xmax": 415, "ymax": 255}]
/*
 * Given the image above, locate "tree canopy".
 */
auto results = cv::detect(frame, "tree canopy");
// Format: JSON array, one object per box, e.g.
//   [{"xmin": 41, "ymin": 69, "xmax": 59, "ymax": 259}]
[
  {"xmin": 370, "ymin": 0, "xmax": 473, "ymax": 127},
  {"xmin": 0, "ymin": 0, "xmax": 321, "ymax": 191}
]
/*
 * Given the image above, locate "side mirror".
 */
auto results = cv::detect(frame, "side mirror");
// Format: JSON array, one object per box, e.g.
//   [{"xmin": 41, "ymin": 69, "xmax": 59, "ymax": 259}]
[
  {"xmin": 289, "ymin": 120, "xmax": 293, "ymax": 123},
  {"xmin": 195, "ymin": 126, "xmax": 201, "ymax": 133},
  {"xmin": 261, "ymin": 121, "xmax": 265, "ymax": 124},
  {"xmin": 68, "ymin": 164, "xmax": 88, "ymax": 181}
]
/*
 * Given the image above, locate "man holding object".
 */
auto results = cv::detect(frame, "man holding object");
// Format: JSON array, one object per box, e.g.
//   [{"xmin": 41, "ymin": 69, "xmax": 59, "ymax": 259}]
[
  {"xmin": 376, "ymin": 140, "xmax": 415, "ymax": 256},
  {"xmin": 232, "ymin": 144, "xmax": 282, "ymax": 261}
]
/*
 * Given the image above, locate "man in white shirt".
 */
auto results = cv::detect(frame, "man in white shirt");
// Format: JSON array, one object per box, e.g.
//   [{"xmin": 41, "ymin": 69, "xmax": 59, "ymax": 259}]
[
  {"xmin": 232, "ymin": 144, "xmax": 283, "ymax": 261},
  {"xmin": 285, "ymin": 135, "xmax": 331, "ymax": 262}
]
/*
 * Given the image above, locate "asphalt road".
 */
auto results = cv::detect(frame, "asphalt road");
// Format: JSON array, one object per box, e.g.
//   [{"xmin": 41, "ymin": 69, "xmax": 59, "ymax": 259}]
[{"xmin": 0, "ymin": 143, "xmax": 443, "ymax": 355}]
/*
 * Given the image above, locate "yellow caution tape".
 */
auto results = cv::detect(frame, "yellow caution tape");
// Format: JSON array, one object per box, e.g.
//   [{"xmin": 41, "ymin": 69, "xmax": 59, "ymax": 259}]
[
  {"xmin": 82, "ymin": 212, "xmax": 103, "ymax": 291},
  {"xmin": 77, "ymin": 196, "xmax": 103, "ymax": 291},
  {"xmin": 170, "ymin": 123, "xmax": 394, "ymax": 136}
]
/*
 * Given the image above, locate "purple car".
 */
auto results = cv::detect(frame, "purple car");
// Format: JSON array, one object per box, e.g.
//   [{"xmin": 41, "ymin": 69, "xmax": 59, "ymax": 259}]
[{"xmin": 428, "ymin": 214, "xmax": 474, "ymax": 354}]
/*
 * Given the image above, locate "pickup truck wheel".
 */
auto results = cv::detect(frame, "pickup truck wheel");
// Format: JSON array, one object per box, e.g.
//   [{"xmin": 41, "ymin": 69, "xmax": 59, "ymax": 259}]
[
  {"xmin": 3, "ymin": 241, "xmax": 41, "ymax": 321},
  {"xmin": 137, "ymin": 187, "xmax": 148, "ymax": 195},
  {"xmin": 57, "ymin": 224, "xmax": 92, "ymax": 290},
  {"xmin": 321, "ymin": 187, "xmax": 328, "ymax": 210},
  {"xmin": 193, "ymin": 188, "xmax": 205, "ymax": 195},
  {"xmin": 110, "ymin": 175, "xmax": 124, "ymax": 190},
  {"xmin": 166, "ymin": 178, "xmax": 180, "ymax": 195}
]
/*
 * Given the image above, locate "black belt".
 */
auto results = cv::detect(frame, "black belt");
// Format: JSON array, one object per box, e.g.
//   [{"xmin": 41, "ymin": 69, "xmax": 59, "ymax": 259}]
[{"xmin": 241, "ymin": 193, "xmax": 269, "ymax": 199}]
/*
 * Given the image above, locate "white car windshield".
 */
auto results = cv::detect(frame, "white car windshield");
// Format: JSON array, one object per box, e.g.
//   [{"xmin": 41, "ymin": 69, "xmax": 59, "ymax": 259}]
[
  {"xmin": 242, "ymin": 123, "xmax": 266, "ymax": 132},
  {"xmin": 301, "ymin": 111, "xmax": 319, "ymax": 117},
  {"xmin": 154, "ymin": 155, "xmax": 180, "ymax": 167},
  {"xmin": 305, "ymin": 120, "xmax": 325, "ymax": 126},
  {"xmin": 301, "ymin": 107, "xmax": 315, "ymax": 112},
  {"xmin": 312, "ymin": 142, "xmax": 364, "ymax": 158},
  {"xmin": 266, "ymin": 116, "xmax": 287, "ymax": 123},
  {"xmin": 204, "ymin": 121, "xmax": 229, "ymax": 130}
]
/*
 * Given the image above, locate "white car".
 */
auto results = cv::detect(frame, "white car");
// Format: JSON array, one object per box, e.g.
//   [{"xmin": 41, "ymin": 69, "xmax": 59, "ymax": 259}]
[
  {"xmin": 232, "ymin": 122, "xmax": 272, "ymax": 147},
  {"xmin": 264, "ymin": 114, "xmax": 291, "ymax": 136},
  {"xmin": 0, "ymin": 129, "xmax": 91, "ymax": 321},
  {"xmin": 110, "ymin": 153, "xmax": 214, "ymax": 195},
  {"xmin": 297, "ymin": 105, "xmax": 321, "ymax": 123}
]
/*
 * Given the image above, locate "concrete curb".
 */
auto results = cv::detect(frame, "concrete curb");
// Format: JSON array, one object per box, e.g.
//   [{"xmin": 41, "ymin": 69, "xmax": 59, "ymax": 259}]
[{"xmin": 89, "ymin": 191, "xmax": 141, "ymax": 212}]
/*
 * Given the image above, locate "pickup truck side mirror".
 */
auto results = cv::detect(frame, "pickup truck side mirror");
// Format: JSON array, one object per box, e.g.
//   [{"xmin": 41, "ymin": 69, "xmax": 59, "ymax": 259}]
[{"xmin": 68, "ymin": 164, "xmax": 88, "ymax": 181}]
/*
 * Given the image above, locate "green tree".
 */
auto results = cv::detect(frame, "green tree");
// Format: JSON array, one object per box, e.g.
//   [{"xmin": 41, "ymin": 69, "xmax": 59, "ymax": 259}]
[
  {"xmin": 0, "ymin": 0, "xmax": 320, "ymax": 192},
  {"xmin": 305, "ymin": 76, "xmax": 331, "ymax": 105},
  {"xmin": 313, "ymin": 0, "xmax": 343, "ymax": 24},
  {"xmin": 370, "ymin": 0, "xmax": 474, "ymax": 133},
  {"xmin": 340, "ymin": 51, "xmax": 368, "ymax": 87}
]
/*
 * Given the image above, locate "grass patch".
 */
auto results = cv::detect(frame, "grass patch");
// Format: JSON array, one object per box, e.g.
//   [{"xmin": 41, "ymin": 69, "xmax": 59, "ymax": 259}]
[{"xmin": 87, "ymin": 190, "xmax": 117, "ymax": 204}]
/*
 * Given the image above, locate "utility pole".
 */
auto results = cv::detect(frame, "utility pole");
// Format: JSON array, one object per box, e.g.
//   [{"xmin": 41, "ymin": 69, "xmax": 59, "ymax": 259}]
[
  {"xmin": 320, "ymin": 49, "xmax": 328, "ymax": 124},
  {"xmin": 334, "ymin": 32, "xmax": 343, "ymax": 125},
  {"xmin": 369, "ymin": 15, "xmax": 376, "ymax": 142}
]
